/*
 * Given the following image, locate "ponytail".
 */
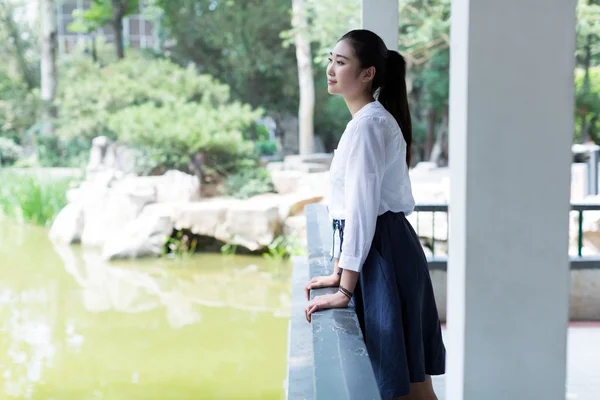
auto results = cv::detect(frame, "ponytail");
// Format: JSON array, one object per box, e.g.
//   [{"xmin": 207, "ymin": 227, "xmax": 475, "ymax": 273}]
[{"xmin": 378, "ymin": 50, "xmax": 413, "ymax": 166}]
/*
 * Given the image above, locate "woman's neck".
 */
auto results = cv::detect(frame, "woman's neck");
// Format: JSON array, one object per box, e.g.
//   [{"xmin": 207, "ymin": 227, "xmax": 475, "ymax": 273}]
[{"xmin": 345, "ymin": 93, "xmax": 376, "ymax": 118}]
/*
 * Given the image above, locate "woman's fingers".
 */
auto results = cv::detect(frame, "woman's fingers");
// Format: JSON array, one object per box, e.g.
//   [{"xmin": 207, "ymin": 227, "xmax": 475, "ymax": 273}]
[
  {"xmin": 305, "ymin": 303, "xmax": 319, "ymax": 323},
  {"xmin": 305, "ymin": 277, "xmax": 322, "ymax": 300},
  {"xmin": 305, "ymin": 281, "xmax": 313, "ymax": 300},
  {"xmin": 305, "ymin": 296, "xmax": 331, "ymax": 323}
]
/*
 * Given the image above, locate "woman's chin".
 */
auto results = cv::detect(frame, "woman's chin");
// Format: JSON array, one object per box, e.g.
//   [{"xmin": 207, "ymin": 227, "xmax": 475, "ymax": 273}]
[{"xmin": 327, "ymin": 85, "xmax": 338, "ymax": 95}]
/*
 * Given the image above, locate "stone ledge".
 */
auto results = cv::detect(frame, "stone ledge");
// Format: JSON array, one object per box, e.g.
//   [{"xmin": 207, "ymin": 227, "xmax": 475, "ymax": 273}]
[{"xmin": 286, "ymin": 204, "xmax": 380, "ymax": 400}]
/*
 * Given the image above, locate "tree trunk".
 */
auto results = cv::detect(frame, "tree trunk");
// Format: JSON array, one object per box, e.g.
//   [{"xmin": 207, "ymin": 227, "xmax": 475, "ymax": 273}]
[
  {"xmin": 1, "ymin": 3, "xmax": 36, "ymax": 90},
  {"xmin": 581, "ymin": 0, "xmax": 595, "ymax": 142},
  {"xmin": 430, "ymin": 107, "xmax": 448, "ymax": 166},
  {"xmin": 91, "ymin": 35, "xmax": 98, "ymax": 63},
  {"xmin": 590, "ymin": 114, "xmax": 599, "ymax": 141},
  {"xmin": 112, "ymin": 0, "xmax": 125, "ymax": 59},
  {"xmin": 39, "ymin": 0, "xmax": 57, "ymax": 136},
  {"xmin": 582, "ymin": 36, "xmax": 592, "ymax": 142},
  {"xmin": 292, "ymin": 0, "xmax": 315, "ymax": 155},
  {"xmin": 425, "ymin": 108, "xmax": 436, "ymax": 160}
]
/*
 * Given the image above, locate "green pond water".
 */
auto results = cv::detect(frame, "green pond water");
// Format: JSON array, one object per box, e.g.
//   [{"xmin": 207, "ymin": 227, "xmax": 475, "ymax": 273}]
[{"xmin": 0, "ymin": 221, "xmax": 292, "ymax": 400}]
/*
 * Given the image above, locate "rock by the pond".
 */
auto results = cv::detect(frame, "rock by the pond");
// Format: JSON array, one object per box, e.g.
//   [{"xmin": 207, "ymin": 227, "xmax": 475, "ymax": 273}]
[
  {"xmin": 132, "ymin": 170, "xmax": 201, "ymax": 203},
  {"xmin": 283, "ymin": 214, "xmax": 307, "ymax": 246},
  {"xmin": 48, "ymin": 136, "xmax": 327, "ymax": 258},
  {"xmin": 49, "ymin": 203, "xmax": 84, "ymax": 244},
  {"xmin": 103, "ymin": 203, "xmax": 175, "ymax": 260},
  {"xmin": 172, "ymin": 197, "xmax": 280, "ymax": 252},
  {"xmin": 87, "ymin": 136, "xmax": 137, "ymax": 177},
  {"xmin": 81, "ymin": 179, "xmax": 155, "ymax": 247},
  {"xmin": 216, "ymin": 197, "xmax": 281, "ymax": 251},
  {"xmin": 270, "ymin": 170, "xmax": 304, "ymax": 195},
  {"xmin": 51, "ymin": 168, "xmax": 201, "ymax": 249}
]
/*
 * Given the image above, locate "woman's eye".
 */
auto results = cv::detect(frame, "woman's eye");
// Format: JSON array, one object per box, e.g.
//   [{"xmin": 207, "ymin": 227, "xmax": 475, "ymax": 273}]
[
  {"xmin": 327, "ymin": 58, "xmax": 332, "ymax": 63},
  {"xmin": 337, "ymin": 61, "xmax": 344, "ymax": 65}
]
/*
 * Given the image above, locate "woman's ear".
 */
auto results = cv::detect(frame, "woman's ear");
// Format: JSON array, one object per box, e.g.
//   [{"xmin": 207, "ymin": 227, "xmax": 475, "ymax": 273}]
[{"xmin": 362, "ymin": 66, "xmax": 376, "ymax": 83}]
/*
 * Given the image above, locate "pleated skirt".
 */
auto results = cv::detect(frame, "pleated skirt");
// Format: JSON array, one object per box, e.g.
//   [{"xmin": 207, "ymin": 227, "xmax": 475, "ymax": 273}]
[{"xmin": 333, "ymin": 211, "xmax": 446, "ymax": 399}]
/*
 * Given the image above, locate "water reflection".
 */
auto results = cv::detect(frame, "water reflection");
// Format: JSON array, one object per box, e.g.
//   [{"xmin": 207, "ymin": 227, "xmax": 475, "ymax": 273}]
[
  {"xmin": 54, "ymin": 244, "xmax": 290, "ymax": 328},
  {"xmin": 0, "ymin": 221, "xmax": 291, "ymax": 399},
  {"xmin": 1, "ymin": 287, "xmax": 56, "ymax": 399}
]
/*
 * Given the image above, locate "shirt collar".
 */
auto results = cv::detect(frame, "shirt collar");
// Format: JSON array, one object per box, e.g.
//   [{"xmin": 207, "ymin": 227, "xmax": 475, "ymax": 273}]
[{"xmin": 352, "ymin": 100, "xmax": 379, "ymax": 120}]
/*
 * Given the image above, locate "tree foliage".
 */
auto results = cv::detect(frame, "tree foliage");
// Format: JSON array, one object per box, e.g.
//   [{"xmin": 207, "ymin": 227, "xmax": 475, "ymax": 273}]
[
  {"xmin": 69, "ymin": 0, "xmax": 139, "ymax": 59},
  {"xmin": 55, "ymin": 54, "xmax": 262, "ymax": 173},
  {"xmin": 150, "ymin": 0, "xmax": 299, "ymax": 113}
]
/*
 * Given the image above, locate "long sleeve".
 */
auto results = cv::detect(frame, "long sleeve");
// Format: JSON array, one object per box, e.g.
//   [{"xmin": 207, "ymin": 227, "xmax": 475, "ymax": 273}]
[{"xmin": 339, "ymin": 117, "xmax": 386, "ymax": 272}]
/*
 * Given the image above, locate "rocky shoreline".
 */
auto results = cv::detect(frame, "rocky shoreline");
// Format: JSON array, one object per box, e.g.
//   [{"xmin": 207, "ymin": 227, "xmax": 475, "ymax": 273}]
[{"xmin": 49, "ymin": 137, "xmax": 331, "ymax": 260}]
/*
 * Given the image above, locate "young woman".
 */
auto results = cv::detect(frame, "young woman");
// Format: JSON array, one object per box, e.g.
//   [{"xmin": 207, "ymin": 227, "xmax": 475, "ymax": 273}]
[{"xmin": 304, "ymin": 30, "xmax": 446, "ymax": 400}]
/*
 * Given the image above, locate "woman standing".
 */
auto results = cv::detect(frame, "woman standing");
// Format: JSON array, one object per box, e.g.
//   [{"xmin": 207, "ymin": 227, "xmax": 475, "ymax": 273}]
[{"xmin": 304, "ymin": 30, "xmax": 446, "ymax": 400}]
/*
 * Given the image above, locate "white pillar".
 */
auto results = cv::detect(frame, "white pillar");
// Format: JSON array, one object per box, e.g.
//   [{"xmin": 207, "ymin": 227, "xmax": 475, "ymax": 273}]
[
  {"xmin": 361, "ymin": 0, "xmax": 398, "ymax": 50},
  {"xmin": 447, "ymin": 1, "xmax": 576, "ymax": 399}
]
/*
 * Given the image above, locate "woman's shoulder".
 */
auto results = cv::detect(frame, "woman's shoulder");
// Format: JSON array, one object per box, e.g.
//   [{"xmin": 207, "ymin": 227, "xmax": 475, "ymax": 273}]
[{"xmin": 350, "ymin": 108, "xmax": 395, "ymax": 138}]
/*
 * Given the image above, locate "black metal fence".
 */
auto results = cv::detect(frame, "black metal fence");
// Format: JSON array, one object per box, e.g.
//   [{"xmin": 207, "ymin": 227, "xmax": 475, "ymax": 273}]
[{"xmin": 412, "ymin": 203, "xmax": 600, "ymax": 269}]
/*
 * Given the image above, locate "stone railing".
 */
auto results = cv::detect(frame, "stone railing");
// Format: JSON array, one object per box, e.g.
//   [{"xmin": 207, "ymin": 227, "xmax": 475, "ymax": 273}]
[{"xmin": 285, "ymin": 203, "xmax": 380, "ymax": 400}]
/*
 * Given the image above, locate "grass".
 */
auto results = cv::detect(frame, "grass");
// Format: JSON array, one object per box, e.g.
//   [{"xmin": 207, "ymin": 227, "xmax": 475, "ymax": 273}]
[{"xmin": 0, "ymin": 171, "xmax": 75, "ymax": 227}]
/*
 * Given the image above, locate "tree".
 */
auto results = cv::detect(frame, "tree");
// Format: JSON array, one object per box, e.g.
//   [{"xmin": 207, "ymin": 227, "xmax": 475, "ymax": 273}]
[
  {"xmin": 576, "ymin": 0, "xmax": 600, "ymax": 142},
  {"xmin": 69, "ymin": 0, "xmax": 139, "ymax": 60},
  {"xmin": 150, "ymin": 0, "xmax": 299, "ymax": 114},
  {"xmin": 291, "ymin": 0, "xmax": 314, "ymax": 155},
  {"xmin": 0, "ymin": 1, "xmax": 38, "ymax": 90},
  {"xmin": 39, "ymin": 0, "xmax": 57, "ymax": 136}
]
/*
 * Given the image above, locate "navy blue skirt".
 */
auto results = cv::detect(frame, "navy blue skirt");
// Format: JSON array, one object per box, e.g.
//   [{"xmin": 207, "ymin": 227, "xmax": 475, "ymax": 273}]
[{"xmin": 333, "ymin": 211, "xmax": 446, "ymax": 399}]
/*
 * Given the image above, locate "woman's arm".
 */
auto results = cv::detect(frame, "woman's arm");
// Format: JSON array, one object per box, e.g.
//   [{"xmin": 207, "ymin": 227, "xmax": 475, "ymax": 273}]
[
  {"xmin": 305, "ymin": 117, "xmax": 386, "ymax": 322},
  {"xmin": 337, "ymin": 117, "xmax": 386, "ymax": 294}
]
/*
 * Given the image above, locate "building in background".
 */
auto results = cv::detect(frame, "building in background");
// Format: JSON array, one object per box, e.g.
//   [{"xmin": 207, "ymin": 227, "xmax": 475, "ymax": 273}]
[{"xmin": 56, "ymin": 0, "xmax": 159, "ymax": 55}]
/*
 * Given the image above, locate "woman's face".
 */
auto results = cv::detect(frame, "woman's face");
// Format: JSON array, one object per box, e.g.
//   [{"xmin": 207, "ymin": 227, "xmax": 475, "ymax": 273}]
[{"xmin": 326, "ymin": 39, "xmax": 373, "ymax": 98}]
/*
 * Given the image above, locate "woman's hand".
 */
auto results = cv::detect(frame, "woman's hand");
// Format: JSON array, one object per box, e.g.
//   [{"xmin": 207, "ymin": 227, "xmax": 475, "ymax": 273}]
[
  {"xmin": 305, "ymin": 291, "xmax": 350, "ymax": 323},
  {"xmin": 304, "ymin": 273, "xmax": 341, "ymax": 300}
]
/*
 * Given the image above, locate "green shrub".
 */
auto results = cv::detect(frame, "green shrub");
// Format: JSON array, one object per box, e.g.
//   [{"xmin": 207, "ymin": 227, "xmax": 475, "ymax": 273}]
[
  {"xmin": 575, "ymin": 67, "xmax": 600, "ymax": 142},
  {"xmin": 35, "ymin": 135, "xmax": 91, "ymax": 168},
  {"xmin": 56, "ymin": 56, "xmax": 237, "ymax": 140},
  {"xmin": 55, "ymin": 55, "xmax": 263, "ymax": 174},
  {"xmin": 108, "ymin": 101, "xmax": 261, "ymax": 173},
  {"xmin": 220, "ymin": 164, "xmax": 274, "ymax": 199},
  {"xmin": 263, "ymin": 234, "xmax": 306, "ymax": 260},
  {"xmin": 255, "ymin": 139, "xmax": 278, "ymax": 156},
  {"xmin": 0, "ymin": 172, "xmax": 74, "ymax": 226},
  {"xmin": 0, "ymin": 138, "xmax": 23, "ymax": 166},
  {"xmin": 0, "ymin": 70, "xmax": 39, "ymax": 145},
  {"xmin": 253, "ymin": 123, "xmax": 278, "ymax": 156}
]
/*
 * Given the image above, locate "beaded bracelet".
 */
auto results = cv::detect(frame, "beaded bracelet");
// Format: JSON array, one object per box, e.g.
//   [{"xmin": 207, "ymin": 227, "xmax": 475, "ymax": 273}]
[{"xmin": 338, "ymin": 285, "xmax": 353, "ymax": 300}]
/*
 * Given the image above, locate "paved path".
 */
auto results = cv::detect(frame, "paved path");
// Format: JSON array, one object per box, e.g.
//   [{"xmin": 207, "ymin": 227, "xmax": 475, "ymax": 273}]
[{"xmin": 431, "ymin": 324, "xmax": 600, "ymax": 399}]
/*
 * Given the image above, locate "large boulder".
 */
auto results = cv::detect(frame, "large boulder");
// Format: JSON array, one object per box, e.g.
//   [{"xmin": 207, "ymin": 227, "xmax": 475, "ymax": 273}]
[
  {"xmin": 283, "ymin": 214, "xmax": 308, "ymax": 246},
  {"xmin": 49, "ymin": 203, "xmax": 84, "ymax": 244},
  {"xmin": 80, "ymin": 179, "xmax": 156, "ymax": 247},
  {"xmin": 50, "ymin": 165, "xmax": 200, "ymax": 249},
  {"xmin": 103, "ymin": 203, "xmax": 176, "ymax": 260},
  {"xmin": 172, "ymin": 197, "xmax": 280, "ymax": 252},
  {"xmin": 86, "ymin": 136, "xmax": 137, "ymax": 178},
  {"xmin": 172, "ymin": 198, "xmax": 236, "ymax": 238},
  {"xmin": 270, "ymin": 170, "xmax": 304, "ymax": 195},
  {"xmin": 215, "ymin": 197, "xmax": 281, "ymax": 251},
  {"xmin": 132, "ymin": 170, "xmax": 201, "ymax": 203}
]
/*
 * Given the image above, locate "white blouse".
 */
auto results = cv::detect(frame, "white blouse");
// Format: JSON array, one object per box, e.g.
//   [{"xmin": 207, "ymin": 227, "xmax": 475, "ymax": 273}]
[{"xmin": 329, "ymin": 101, "xmax": 415, "ymax": 273}]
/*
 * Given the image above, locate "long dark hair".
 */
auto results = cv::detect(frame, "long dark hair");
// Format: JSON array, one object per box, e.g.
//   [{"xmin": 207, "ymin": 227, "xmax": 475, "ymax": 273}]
[{"xmin": 340, "ymin": 30, "xmax": 413, "ymax": 166}]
